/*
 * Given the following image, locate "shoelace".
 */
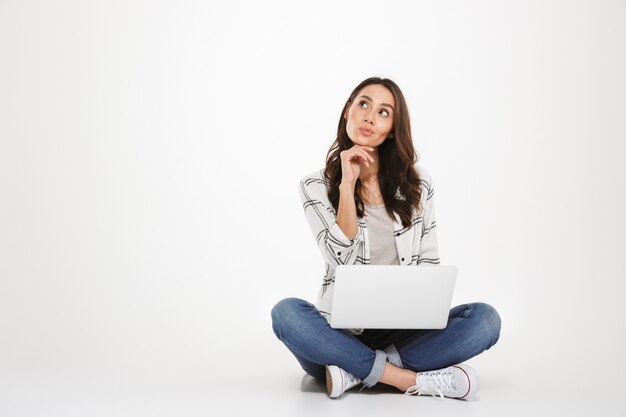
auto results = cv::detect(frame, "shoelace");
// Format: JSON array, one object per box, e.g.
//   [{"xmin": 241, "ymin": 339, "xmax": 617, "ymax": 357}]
[
  {"xmin": 404, "ymin": 370, "xmax": 456, "ymax": 400},
  {"xmin": 344, "ymin": 372, "xmax": 361, "ymax": 389}
]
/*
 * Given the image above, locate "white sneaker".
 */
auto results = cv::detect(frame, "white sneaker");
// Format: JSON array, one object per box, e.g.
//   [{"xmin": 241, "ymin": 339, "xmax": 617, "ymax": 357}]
[
  {"xmin": 325, "ymin": 365, "xmax": 362, "ymax": 398},
  {"xmin": 404, "ymin": 364, "xmax": 479, "ymax": 400}
]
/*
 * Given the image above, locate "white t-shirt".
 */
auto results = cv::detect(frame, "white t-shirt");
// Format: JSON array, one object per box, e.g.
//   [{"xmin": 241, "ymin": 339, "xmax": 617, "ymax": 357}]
[{"xmin": 364, "ymin": 204, "xmax": 400, "ymax": 265}]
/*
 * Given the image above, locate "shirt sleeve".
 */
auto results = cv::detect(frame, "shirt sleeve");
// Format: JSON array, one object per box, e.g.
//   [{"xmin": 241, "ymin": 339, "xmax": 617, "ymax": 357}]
[
  {"xmin": 299, "ymin": 175, "xmax": 365, "ymax": 266},
  {"xmin": 417, "ymin": 174, "xmax": 441, "ymax": 265}
]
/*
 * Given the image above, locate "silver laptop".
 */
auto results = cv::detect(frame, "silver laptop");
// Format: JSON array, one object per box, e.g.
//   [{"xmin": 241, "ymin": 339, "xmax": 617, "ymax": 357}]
[{"xmin": 329, "ymin": 265, "xmax": 457, "ymax": 329}]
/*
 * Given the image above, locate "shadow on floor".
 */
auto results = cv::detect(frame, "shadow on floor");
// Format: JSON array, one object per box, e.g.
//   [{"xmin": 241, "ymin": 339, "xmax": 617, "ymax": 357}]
[
  {"xmin": 300, "ymin": 374, "xmax": 325, "ymax": 393},
  {"xmin": 299, "ymin": 374, "xmax": 401, "ymax": 396}
]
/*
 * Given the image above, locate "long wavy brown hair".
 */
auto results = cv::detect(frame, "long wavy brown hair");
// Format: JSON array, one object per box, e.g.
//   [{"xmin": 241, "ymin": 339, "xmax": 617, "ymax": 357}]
[{"xmin": 324, "ymin": 77, "xmax": 422, "ymax": 229}]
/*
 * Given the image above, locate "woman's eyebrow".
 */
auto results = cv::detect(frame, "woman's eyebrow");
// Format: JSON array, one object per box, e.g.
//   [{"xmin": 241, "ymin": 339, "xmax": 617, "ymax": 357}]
[{"xmin": 359, "ymin": 95, "xmax": 395, "ymax": 112}]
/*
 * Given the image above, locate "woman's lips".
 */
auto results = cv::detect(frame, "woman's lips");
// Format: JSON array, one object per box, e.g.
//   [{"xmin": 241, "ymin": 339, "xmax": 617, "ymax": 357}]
[{"xmin": 359, "ymin": 128, "xmax": 373, "ymax": 136}]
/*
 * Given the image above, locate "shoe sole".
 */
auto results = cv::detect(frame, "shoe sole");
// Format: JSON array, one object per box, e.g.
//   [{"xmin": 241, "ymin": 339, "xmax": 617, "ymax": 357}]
[
  {"xmin": 325, "ymin": 365, "xmax": 345, "ymax": 398},
  {"xmin": 325, "ymin": 365, "xmax": 333, "ymax": 397}
]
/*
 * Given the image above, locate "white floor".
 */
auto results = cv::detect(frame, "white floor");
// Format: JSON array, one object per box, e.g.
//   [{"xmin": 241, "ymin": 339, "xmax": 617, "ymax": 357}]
[{"xmin": 2, "ymin": 332, "xmax": 625, "ymax": 417}]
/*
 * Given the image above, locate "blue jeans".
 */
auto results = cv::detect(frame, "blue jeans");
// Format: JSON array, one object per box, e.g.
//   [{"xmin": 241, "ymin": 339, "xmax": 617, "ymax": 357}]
[{"xmin": 271, "ymin": 298, "xmax": 501, "ymax": 388}]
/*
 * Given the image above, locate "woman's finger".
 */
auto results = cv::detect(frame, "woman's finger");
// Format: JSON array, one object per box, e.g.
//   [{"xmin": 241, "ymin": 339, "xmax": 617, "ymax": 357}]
[{"xmin": 353, "ymin": 148, "xmax": 375, "ymax": 163}]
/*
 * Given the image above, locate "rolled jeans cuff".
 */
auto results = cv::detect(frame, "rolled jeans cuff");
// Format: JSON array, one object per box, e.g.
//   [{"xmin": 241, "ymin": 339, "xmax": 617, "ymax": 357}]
[
  {"xmin": 362, "ymin": 349, "xmax": 387, "ymax": 388},
  {"xmin": 384, "ymin": 344, "xmax": 403, "ymax": 368}
]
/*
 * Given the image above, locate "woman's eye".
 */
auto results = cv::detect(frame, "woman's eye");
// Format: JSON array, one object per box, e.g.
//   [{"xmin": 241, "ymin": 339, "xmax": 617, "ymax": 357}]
[
  {"xmin": 359, "ymin": 101, "xmax": 368, "ymax": 109},
  {"xmin": 379, "ymin": 109, "xmax": 389, "ymax": 117}
]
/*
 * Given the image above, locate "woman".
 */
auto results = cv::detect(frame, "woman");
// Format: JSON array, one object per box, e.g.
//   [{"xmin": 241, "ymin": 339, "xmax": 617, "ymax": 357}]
[{"xmin": 271, "ymin": 77, "xmax": 501, "ymax": 400}]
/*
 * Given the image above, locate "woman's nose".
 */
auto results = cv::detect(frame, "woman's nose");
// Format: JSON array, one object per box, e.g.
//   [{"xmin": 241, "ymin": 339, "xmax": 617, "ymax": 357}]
[{"xmin": 363, "ymin": 109, "xmax": 374, "ymax": 124}]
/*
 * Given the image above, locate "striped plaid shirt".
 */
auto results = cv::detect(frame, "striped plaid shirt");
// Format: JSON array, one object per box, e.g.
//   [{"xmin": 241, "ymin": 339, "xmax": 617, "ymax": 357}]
[{"xmin": 299, "ymin": 165, "xmax": 440, "ymax": 321}]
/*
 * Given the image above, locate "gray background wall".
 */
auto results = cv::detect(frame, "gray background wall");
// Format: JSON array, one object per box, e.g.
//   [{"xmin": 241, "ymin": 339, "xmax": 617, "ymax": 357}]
[{"xmin": 1, "ymin": 0, "xmax": 625, "ymax": 412}]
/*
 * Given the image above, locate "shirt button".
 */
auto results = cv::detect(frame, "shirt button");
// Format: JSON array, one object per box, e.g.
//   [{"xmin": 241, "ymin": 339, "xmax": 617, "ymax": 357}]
[
  {"xmin": 401, "ymin": 257, "xmax": 405, "ymax": 262},
  {"xmin": 337, "ymin": 252, "xmax": 342, "ymax": 256}
]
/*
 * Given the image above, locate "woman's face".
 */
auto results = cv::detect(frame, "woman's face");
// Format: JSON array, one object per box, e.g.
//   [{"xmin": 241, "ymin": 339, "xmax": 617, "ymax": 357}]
[{"xmin": 344, "ymin": 83, "xmax": 395, "ymax": 148}]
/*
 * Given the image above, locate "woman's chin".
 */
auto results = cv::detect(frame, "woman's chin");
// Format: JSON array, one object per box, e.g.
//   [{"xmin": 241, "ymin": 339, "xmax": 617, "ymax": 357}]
[
  {"xmin": 351, "ymin": 137, "xmax": 386, "ymax": 149},
  {"xmin": 349, "ymin": 136, "xmax": 373, "ymax": 147}
]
